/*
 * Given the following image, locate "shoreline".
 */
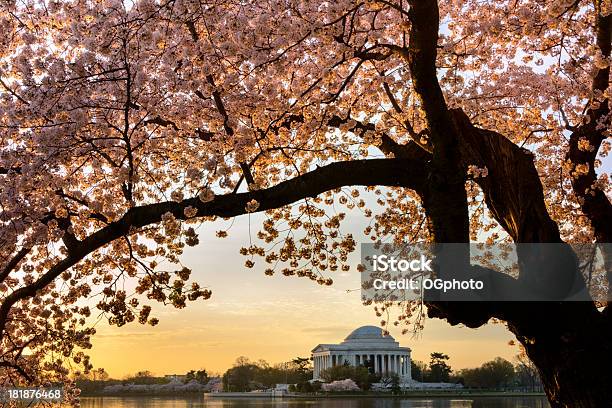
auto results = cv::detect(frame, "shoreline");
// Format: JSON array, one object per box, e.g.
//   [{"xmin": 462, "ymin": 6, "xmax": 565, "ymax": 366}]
[{"xmin": 81, "ymin": 391, "xmax": 547, "ymax": 399}]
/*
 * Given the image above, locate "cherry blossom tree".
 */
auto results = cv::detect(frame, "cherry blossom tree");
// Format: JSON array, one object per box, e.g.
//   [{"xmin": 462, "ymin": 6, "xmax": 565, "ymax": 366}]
[
  {"xmin": 0, "ymin": 0, "xmax": 611, "ymax": 406},
  {"xmin": 321, "ymin": 378, "xmax": 360, "ymax": 392}
]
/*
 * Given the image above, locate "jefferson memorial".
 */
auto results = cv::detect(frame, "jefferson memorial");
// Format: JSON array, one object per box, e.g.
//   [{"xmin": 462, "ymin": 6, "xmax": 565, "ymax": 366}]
[{"xmin": 311, "ymin": 326, "xmax": 411, "ymax": 380}]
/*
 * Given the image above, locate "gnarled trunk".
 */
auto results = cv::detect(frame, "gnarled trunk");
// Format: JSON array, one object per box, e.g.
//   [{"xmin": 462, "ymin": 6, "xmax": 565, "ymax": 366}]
[
  {"xmin": 511, "ymin": 303, "xmax": 612, "ymax": 408},
  {"xmin": 423, "ymin": 108, "xmax": 612, "ymax": 408}
]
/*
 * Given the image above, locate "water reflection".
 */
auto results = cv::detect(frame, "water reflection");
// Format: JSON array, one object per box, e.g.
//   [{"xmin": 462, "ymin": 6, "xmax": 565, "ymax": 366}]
[{"xmin": 80, "ymin": 396, "xmax": 550, "ymax": 408}]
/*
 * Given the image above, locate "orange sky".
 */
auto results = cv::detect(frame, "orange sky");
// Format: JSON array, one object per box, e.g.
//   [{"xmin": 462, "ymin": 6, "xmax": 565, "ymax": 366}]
[{"xmin": 86, "ymin": 208, "xmax": 518, "ymax": 379}]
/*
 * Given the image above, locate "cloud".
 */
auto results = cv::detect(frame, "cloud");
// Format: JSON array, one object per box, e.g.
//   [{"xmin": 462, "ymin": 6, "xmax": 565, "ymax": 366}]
[{"xmin": 301, "ymin": 325, "xmax": 353, "ymax": 336}]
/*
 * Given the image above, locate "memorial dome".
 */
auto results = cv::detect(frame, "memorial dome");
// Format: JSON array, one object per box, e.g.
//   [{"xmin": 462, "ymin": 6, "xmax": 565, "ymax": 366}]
[{"xmin": 344, "ymin": 325, "xmax": 394, "ymax": 341}]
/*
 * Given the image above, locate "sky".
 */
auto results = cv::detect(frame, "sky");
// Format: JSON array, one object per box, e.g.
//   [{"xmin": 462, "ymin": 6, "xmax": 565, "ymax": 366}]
[{"xmin": 86, "ymin": 204, "xmax": 518, "ymax": 379}]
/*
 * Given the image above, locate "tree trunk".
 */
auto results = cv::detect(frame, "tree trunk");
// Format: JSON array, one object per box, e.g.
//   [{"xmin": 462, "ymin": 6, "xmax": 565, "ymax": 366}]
[
  {"xmin": 507, "ymin": 303, "xmax": 612, "ymax": 408},
  {"xmin": 426, "ymin": 110, "xmax": 612, "ymax": 407}
]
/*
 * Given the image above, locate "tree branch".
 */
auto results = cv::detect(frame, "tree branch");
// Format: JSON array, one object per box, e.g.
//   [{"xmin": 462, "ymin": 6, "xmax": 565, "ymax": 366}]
[
  {"xmin": 565, "ymin": 8, "xmax": 612, "ymax": 301},
  {"xmin": 404, "ymin": 0, "xmax": 457, "ymax": 160},
  {"xmin": 0, "ymin": 361, "xmax": 33, "ymax": 383},
  {"xmin": 204, "ymin": 75, "xmax": 256, "ymax": 186},
  {"xmin": 565, "ymin": 6, "xmax": 612, "ymax": 246},
  {"xmin": 426, "ymin": 109, "xmax": 589, "ymax": 328},
  {"xmin": 0, "ymin": 158, "xmax": 427, "ymax": 339},
  {"xmin": 0, "ymin": 247, "xmax": 30, "ymax": 283},
  {"xmin": 382, "ymin": 82, "xmax": 432, "ymax": 153},
  {"xmin": 451, "ymin": 109, "xmax": 563, "ymax": 243}
]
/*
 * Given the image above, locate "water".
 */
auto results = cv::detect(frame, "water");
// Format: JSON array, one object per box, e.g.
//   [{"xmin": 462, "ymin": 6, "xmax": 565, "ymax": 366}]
[{"xmin": 80, "ymin": 396, "xmax": 551, "ymax": 408}]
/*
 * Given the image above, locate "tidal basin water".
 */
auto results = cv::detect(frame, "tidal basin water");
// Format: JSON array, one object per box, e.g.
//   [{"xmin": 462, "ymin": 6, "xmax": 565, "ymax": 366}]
[{"xmin": 80, "ymin": 396, "xmax": 550, "ymax": 408}]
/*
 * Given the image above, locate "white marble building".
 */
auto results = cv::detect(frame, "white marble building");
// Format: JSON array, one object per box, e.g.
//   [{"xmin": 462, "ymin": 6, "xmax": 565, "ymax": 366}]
[{"xmin": 311, "ymin": 326, "xmax": 411, "ymax": 380}]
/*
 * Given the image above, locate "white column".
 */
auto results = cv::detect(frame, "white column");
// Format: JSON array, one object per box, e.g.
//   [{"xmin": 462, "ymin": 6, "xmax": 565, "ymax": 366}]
[
  {"xmin": 406, "ymin": 353, "xmax": 411, "ymax": 379},
  {"xmin": 320, "ymin": 355, "xmax": 323, "ymax": 376},
  {"xmin": 385, "ymin": 354, "xmax": 389, "ymax": 373}
]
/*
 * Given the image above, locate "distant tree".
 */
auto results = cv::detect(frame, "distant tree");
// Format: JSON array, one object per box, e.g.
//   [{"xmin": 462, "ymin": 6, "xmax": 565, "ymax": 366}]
[
  {"xmin": 256, "ymin": 359, "xmax": 270, "ymax": 369},
  {"xmin": 256, "ymin": 363, "xmax": 284, "ymax": 387},
  {"xmin": 222, "ymin": 356, "xmax": 315, "ymax": 391},
  {"xmin": 321, "ymin": 379, "xmax": 360, "ymax": 392},
  {"xmin": 291, "ymin": 381, "xmax": 315, "ymax": 393},
  {"xmin": 125, "ymin": 371, "xmax": 165, "ymax": 385},
  {"xmin": 460, "ymin": 357, "xmax": 515, "ymax": 389},
  {"xmin": 320, "ymin": 365, "xmax": 371, "ymax": 390},
  {"xmin": 185, "ymin": 369, "xmax": 208, "ymax": 384},
  {"xmin": 411, "ymin": 360, "xmax": 427, "ymax": 382},
  {"xmin": 389, "ymin": 373, "xmax": 401, "ymax": 394},
  {"xmin": 222, "ymin": 357, "xmax": 260, "ymax": 391},
  {"xmin": 234, "ymin": 356, "xmax": 251, "ymax": 367},
  {"xmin": 92, "ymin": 368, "xmax": 109, "ymax": 381},
  {"xmin": 291, "ymin": 357, "xmax": 312, "ymax": 373},
  {"xmin": 223, "ymin": 364, "xmax": 259, "ymax": 392},
  {"xmin": 289, "ymin": 357, "xmax": 313, "ymax": 383},
  {"xmin": 367, "ymin": 372, "xmax": 381, "ymax": 388},
  {"xmin": 427, "ymin": 352, "xmax": 452, "ymax": 382},
  {"xmin": 75, "ymin": 367, "xmax": 109, "ymax": 382},
  {"xmin": 514, "ymin": 351, "xmax": 542, "ymax": 391},
  {"xmin": 362, "ymin": 358, "xmax": 375, "ymax": 374},
  {"xmin": 483, "ymin": 357, "xmax": 515, "ymax": 389}
]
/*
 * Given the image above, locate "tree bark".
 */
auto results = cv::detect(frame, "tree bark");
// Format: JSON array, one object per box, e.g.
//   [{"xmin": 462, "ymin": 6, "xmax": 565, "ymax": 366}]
[
  {"xmin": 426, "ymin": 110, "xmax": 612, "ymax": 408},
  {"xmin": 505, "ymin": 302, "xmax": 612, "ymax": 408},
  {"xmin": 397, "ymin": 3, "xmax": 612, "ymax": 405}
]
